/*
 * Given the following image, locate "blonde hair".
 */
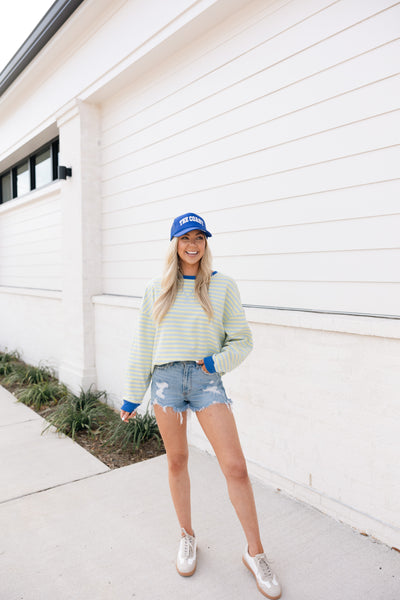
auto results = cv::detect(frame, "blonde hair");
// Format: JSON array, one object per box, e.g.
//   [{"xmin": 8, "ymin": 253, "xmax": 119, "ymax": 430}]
[{"xmin": 153, "ymin": 236, "xmax": 213, "ymax": 324}]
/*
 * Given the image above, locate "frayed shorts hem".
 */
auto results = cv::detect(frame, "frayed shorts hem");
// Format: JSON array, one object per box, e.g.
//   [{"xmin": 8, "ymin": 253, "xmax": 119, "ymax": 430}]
[
  {"xmin": 152, "ymin": 397, "xmax": 232, "ymax": 424},
  {"xmin": 152, "ymin": 397, "xmax": 232, "ymax": 414}
]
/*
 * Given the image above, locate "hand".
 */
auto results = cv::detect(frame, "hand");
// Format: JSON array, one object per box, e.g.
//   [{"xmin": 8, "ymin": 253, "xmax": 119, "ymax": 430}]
[
  {"xmin": 120, "ymin": 409, "xmax": 137, "ymax": 423},
  {"xmin": 196, "ymin": 359, "xmax": 209, "ymax": 374}
]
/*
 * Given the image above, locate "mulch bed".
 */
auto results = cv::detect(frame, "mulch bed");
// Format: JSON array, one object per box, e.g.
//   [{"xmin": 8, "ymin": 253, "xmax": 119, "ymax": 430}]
[
  {"xmin": 73, "ymin": 430, "xmax": 164, "ymax": 469},
  {"xmin": 37, "ymin": 403, "xmax": 166, "ymax": 470},
  {"xmin": 1, "ymin": 373, "xmax": 165, "ymax": 470}
]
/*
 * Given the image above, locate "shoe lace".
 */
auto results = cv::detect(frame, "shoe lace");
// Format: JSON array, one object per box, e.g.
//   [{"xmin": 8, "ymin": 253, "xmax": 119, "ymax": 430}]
[
  {"xmin": 182, "ymin": 532, "xmax": 195, "ymax": 558},
  {"xmin": 255, "ymin": 554, "xmax": 273, "ymax": 581}
]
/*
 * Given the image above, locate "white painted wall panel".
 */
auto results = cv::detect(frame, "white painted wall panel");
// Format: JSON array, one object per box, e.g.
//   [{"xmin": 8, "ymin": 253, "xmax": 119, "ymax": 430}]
[
  {"xmin": 214, "ymin": 215, "xmax": 400, "ymax": 255},
  {"xmin": 102, "ymin": 111, "xmax": 399, "ymax": 197},
  {"xmin": 100, "ymin": 0, "xmax": 323, "ymax": 131},
  {"xmin": 94, "ymin": 302, "xmax": 140, "ymax": 404},
  {"xmin": 100, "ymin": 0, "xmax": 400, "ymax": 315},
  {"xmin": 188, "ymin": 320, "xmax": 400, "ymax": 547},
  {"xmin": 0, "ymin": 188, "xmax": 62, "ymax": 291},
  {"xmin": 102, "ymin": 73, "xmax": 400, "ymax": 180},
  {"xmin": 93, "ymin": 296, "xmax": 400, "ymax": 547},
  {"xmin": 238, "ymin": 281, "xmax": 399, "ymax": 315},
  {"xmin": 0, "ymin": 291, "xmax": 62, "ymax": 369},
  {"xmin": 101, "ymin": 0, "xmax": 399, "ymax": 139},
  {"xmin": 101, "ymin": 6, "xmax": 400, "ymax": 163},
  {"xmin": 219, "ymin": 250, "xmax": 399, "ymax": 283}
]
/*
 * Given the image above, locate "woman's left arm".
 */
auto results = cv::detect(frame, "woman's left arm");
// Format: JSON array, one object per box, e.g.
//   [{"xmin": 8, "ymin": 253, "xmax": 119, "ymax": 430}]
[{"xmin": 203, "ymin": 279, "xmax": 253, "ymax": 374}]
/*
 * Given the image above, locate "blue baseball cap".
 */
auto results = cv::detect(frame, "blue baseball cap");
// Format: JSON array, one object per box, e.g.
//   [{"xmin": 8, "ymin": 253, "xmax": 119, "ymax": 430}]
[{"xmin": 170, "ymin": 212, "xmax": 212, "ymax": 240}]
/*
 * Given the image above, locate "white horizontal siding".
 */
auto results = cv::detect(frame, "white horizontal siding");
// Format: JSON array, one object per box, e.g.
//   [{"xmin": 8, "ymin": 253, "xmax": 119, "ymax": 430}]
[
  {"xmin": 101, "ymin": 111, "xmax": 399, "ymax": 197},
  {"xmin": 102, "ymin": 179, "xmax": 400, "ymax": 237},
  {"xmin": 102, "ymin": 210, "xmax": 400, "ymax": 256},
  {"xmin": 100, "ymin": 0, "xmax": 400, "ymax": 315},
  {"xmin": 102, "ymin": 73, "xmax": 400, "ymax": 185},
  {"xmin": 237, "ymin": 282, "xmax": 400, "ymax": 315},
  {"xmin": 101, "ymin": 0, "xmax": 398, "ymax": 139},
  {"xmin": 0, "ymin": 190, "xmax": 62, "ymax": 290}
]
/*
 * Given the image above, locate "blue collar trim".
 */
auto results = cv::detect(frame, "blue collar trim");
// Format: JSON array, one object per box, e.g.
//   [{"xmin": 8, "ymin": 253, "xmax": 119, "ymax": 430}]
[{"xmin": 183, "ymin": 271, "xmax": 217, "ymax": 280}]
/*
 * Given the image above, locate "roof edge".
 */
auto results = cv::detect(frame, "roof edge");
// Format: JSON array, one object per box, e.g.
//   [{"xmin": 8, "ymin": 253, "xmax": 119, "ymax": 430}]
[{"xmin": 0, "ymin": 0, "xmax": 85, "ymax": 97}]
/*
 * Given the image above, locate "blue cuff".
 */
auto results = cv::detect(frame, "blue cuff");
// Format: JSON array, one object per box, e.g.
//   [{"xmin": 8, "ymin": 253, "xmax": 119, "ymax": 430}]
[
  {"xmin": 121, "ymin": 400, "xmax": 140, "ymax": 413},
  {"xmin": 203, "ymin": 355, "xmax": 216, "ymax": 373}
]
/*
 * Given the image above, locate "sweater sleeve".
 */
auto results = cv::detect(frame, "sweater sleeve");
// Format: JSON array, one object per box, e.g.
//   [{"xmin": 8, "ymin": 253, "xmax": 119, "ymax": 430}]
[
  {"xmin": 122, "ymin": 282, "xmax": 156, "ymax": 406},
  {"xmin": 209, "ymin": 278, "xmax": 253, "ymax": 374}
]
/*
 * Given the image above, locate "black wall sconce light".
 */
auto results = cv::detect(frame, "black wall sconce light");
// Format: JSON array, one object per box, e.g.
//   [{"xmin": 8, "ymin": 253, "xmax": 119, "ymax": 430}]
[{"xmin": 58, "ymin": 165, "xmax": 72, "ymax": 179}]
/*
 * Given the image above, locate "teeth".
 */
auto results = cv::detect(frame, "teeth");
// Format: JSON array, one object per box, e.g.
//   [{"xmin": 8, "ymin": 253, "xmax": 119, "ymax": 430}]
[{"xmin": 186, "ymin": 251, "xmax": 198, "ymax": 255}]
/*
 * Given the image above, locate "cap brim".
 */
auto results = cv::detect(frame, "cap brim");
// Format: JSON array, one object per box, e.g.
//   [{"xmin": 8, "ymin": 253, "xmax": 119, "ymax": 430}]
[{"xmin": 171, "ymin": 226, "xmax": 212, "ymax": 239}]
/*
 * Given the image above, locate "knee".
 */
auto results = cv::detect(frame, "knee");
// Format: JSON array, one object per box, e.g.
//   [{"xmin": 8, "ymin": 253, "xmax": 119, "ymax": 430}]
[
  {"xmin": 222, "ymin": 458, "xmax": 248, "ymax": 482},
  {"xmin": 167, "ymin": 452, "xmax": 189, "ymax": 475}
]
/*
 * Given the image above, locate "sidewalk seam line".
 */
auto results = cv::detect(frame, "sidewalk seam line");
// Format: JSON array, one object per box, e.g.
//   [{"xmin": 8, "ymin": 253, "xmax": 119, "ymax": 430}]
[
  {"xmin": 0, "ymin": 417, "xmax": 41, "ymax": 428},
  {"xmin": 0, "ymin": 468, "xmax": 111, "ymax": 505}
]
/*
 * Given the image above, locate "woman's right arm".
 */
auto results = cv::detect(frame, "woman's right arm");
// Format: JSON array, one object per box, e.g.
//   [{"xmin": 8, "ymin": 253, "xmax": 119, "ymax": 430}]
[{"xmin": 121, "ymin": 283, "xmax": 157, "ymax": 417}]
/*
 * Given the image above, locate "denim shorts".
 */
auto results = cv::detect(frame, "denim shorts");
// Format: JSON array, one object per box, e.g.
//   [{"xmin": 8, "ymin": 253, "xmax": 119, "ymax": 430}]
[{"xmin": 150, "ymin": 361, "xmax": 231, "ymax": 417}]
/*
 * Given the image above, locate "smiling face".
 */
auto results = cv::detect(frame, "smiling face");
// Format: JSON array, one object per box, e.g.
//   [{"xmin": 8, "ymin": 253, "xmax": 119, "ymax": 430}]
[{"xmin": 177, "ymin": 229, "xmax": 206, "ymax": 276}]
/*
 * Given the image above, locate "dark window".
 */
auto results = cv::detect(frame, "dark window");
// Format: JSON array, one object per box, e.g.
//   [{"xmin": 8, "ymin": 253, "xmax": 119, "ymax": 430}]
[
  {"xmin": 0, "ymin": 137, "xmax": 59, "ymax": 204},
  {"xmin": 1, "ymin": 171, "xmax": 12, "ymax": 203}
]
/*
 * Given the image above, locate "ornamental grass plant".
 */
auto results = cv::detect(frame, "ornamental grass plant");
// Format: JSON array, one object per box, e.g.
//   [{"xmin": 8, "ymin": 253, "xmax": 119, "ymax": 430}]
[
  {"xmin": 0, "ymin": 354, "xmax": 66, "ymax": 410},
  {"xmin": 103, "ymin": 411, "xmax": 162, "ymax": 452},
  {"xmin": 43, "ymin": 386, "xmax": 114, "ymax": 439},
  {"xmin": 3, "ymin": 362, "xmax": 54, "ymax": 387},
  {"xmin": 17, "ymin": 380, "xmax": 69, "ymax": 411},
  {"xmin": 0, "ymin": 350, "xmax": 21, "ymax": 376}
]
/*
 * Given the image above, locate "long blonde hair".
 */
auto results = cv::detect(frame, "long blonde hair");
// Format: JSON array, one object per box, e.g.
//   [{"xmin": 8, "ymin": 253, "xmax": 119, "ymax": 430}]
[{"xmin": 152, "ymin": 237, "xmax": 213, "ymax": 324}]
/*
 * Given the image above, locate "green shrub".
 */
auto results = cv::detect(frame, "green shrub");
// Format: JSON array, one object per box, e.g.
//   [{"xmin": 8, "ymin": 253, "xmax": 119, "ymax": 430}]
[
  {"xmin": 43, "ymin": 386, "xmax": 112, "ymax": 439},
  {"xmin": 17, "ymin": 381, "xmax": 69, "ymax": 411},
  {"xmin": 3, "ymin": 362, "xmax": 54, "ymax": 386},
  {"xmin": 0, "ymin": 350, "xmax": 21, "ymax": 377},
  {"xmin": 0, "ymin": 349, "xmax": 20, "ymax": 363},
  {"xmin": 103, "ymin": 411, "xmax": 162, "ymax": 452},
  {"xmin": 0, "ymin": 361, "xmax": 16, "ymax": 377}
]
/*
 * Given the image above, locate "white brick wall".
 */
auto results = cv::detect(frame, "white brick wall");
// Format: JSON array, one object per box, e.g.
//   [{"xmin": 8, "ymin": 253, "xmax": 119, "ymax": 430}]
[
  {"xmin": 0, "ymin": 288, "xmax": 62, "ymax": 369},
  {"xmin": 0, "ymin": 186, "xmax": 62, "ymax": 290},
  {"xmin": 188, "ymin": 318, "xmax": 400, "ymax": 548}
]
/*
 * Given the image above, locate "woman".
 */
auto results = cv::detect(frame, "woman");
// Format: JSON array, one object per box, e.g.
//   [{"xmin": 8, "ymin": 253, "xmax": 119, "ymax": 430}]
[{"xmin": 120, "ymin": 212, "xmax": 282, "ymax": 599}]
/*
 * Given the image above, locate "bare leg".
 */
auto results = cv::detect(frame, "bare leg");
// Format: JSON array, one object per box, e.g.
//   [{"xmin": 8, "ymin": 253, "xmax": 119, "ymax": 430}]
[
  {"xmin": 153, "ymin": 405, "xmax": 194, "ymax": 536},
  {"xmin": 196, "ymin": 404, "xmax": 263, "ymax": 556}
]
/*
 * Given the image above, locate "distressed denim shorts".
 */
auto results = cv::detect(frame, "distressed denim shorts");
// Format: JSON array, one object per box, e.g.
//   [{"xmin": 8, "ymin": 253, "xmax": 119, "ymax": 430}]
[{"xmin": 150, "ymin": 361, "xmax": 232, "ymax": 417}]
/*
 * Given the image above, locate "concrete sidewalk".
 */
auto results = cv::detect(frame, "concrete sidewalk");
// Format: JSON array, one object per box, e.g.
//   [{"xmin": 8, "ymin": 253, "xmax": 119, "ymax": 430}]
[{"xmin": 1, "ymin": 384, "xmax": 399, "ymax": 600}]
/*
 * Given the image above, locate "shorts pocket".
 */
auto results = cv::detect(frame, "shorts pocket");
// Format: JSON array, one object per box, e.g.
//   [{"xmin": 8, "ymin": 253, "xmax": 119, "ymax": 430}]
[{"xmin": 197, "ymin": 364, "xmax": 219, "ymax": 377}]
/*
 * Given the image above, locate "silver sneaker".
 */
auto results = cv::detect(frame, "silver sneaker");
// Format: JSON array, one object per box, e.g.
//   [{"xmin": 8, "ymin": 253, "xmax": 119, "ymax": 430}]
[
  {"xmin": 242, "ymin": 546, "xmax": 282, "ymax": 599},
  {"xmin": 176, "ymin": 528, "xmax": 197, "ymax": 576}
]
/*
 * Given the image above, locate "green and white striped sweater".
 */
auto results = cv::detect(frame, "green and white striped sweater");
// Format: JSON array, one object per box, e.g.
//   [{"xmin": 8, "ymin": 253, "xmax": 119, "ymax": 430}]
[{"xmin": 122, "ymin": 272, "xmax": 253, "ymax": 409}]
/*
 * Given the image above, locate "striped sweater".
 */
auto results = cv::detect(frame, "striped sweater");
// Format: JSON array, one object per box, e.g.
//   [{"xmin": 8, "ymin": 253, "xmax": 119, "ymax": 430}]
[{"xmin": 122, "ymin": 271, "xmax": 253, "ymax": 410}]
